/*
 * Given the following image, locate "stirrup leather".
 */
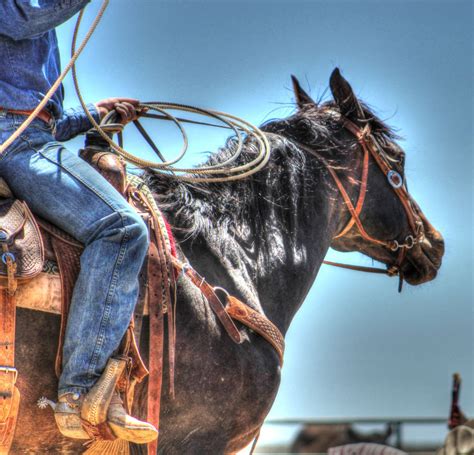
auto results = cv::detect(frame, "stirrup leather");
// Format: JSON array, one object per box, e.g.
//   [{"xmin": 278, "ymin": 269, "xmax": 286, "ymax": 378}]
[{"xmin": 0, "ymin": 368, "xmax": 20, "ymax": 454}]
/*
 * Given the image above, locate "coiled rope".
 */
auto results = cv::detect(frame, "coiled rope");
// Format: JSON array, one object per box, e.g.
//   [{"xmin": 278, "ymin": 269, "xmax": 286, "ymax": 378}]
[{"xmin": 70, "ymin": 5, "xmax": 271, "ymax": 182}]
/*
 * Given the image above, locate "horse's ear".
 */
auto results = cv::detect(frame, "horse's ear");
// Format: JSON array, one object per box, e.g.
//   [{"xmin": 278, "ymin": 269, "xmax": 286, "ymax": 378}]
[
  {"xmin": 291, "ymin": 75, "xmax": 316, "ymax": 109},
  {"xmin": 329, "ymin": 68, "xmax": 365, "ymax": 120}
]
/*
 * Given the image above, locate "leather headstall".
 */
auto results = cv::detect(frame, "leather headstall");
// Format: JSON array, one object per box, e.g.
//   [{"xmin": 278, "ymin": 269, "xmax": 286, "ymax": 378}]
[{"xmin": 294, "ymin": 117, "xmax": 425, "ymax": 292}]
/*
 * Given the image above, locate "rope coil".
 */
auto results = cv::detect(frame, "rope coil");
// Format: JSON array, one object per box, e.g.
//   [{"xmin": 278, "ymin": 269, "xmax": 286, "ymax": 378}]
[
  {"xmin": 70, "ymin": 6, "xmax": 271, "ymax": 183},
  {"xmin": 1, "ymin": 0, "xmax": 271, "ymax": 184}
]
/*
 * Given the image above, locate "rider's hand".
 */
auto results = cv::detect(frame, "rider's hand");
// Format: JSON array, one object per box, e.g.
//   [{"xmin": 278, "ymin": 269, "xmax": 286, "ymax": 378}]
[{"xmin": 95, "ymin": 98, "xmax": 142, "ymax": 124}]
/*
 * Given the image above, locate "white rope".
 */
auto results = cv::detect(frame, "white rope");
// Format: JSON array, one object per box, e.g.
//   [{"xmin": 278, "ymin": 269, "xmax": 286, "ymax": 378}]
[{"xmin": 71, "ymin": 16, "xmax": 271, "ymax": 182}]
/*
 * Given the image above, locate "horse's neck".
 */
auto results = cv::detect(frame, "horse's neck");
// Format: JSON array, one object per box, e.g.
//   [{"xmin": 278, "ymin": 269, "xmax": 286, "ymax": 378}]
[
  {"xmin": 250, "ymin": 166, "xmax": 343, "ymax": 334},
  {"xmin": 178, "ymin": 139, "xmax": 357, "ymax": 335}
]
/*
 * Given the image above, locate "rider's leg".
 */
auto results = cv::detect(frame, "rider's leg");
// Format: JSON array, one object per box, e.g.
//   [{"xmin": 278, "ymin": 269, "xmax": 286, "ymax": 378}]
[{"xmin": 0, "ymin": 118, "xmax": 156, "ymax": 441}]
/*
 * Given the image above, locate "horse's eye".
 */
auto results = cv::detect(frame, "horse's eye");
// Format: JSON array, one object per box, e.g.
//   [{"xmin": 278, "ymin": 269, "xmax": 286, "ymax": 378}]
[{"xmin": 399, "ymin": 153, "xmax": 406, "ymax": 167}]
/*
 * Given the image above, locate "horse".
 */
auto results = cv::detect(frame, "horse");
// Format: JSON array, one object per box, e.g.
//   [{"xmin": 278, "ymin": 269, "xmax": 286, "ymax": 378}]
[
  {"xmin": 10, "ymin": 68, "xmax": 444, "ymax": 454},
  {"xmin": 290, "ymin": 423, "xmax": 393, "ymax": 453}
]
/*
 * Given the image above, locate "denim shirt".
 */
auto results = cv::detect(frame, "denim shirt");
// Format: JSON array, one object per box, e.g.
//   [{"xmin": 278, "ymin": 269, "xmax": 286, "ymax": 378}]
[{"xmin": 0, "ymin": 0, "xmax": 100, "ymax": 141}]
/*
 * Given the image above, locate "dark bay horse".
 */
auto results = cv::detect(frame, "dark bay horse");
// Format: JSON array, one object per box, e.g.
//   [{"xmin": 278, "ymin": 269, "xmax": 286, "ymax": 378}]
[{"xmin": 11, "ymin": 69, "xmax": 444, "ymax": 454}]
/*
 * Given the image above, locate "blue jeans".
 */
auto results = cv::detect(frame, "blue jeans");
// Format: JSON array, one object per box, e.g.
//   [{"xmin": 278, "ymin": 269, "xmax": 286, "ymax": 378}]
[{"xmin": 0, "ymin": 113, "xmax": 149, "ymax": 397}]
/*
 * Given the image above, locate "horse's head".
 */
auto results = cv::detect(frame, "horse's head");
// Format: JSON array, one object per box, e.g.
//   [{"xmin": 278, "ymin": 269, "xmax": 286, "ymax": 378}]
[{"xmin": 291, "ymin": 69, "xmax": 444, "ymax": 286}]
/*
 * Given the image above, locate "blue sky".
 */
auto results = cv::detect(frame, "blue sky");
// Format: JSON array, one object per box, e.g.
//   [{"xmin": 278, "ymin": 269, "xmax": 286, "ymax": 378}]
[{"xmin": 57, "ymin": 0, "xmax": 472, "ymax": 448}]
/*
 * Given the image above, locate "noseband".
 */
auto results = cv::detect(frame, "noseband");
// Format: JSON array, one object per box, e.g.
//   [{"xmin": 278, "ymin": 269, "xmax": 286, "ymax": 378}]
[{"xmin": 296, "ymin": 116, "xmax": 425, "ymax": 292}]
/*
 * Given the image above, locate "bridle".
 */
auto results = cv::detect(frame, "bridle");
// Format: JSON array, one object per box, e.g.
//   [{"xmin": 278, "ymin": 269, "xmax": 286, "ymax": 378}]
[{"xmin": 297, "ymin": 116, "xmax": 426, "ymax": 292}]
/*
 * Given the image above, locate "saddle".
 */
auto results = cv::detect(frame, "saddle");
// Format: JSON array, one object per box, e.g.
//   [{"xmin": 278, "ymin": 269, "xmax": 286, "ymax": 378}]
[{"xmin": 0, "ymin": 131, "xmax": 285, "ymax": 454}]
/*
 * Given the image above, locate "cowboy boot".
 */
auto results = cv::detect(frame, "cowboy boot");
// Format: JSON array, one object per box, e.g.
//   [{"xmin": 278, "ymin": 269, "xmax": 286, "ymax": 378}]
[
  {"xmin": 54, "ymin": 391, "xmax": 158, "ymax": 443},
  {"xmin": 80, "ymin": 357, "xmax": 158, "ymax": 444},
  {"xmin": 54, "ymin": 393, "xmax": 90, "ymax": 440},
  {"xmin": 106, "ymin": 391, "xmax": 158, "ymax": 444}
]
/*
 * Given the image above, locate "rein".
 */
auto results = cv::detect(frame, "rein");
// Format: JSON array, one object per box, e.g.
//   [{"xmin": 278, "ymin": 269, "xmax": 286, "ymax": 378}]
[{"xmin": 297, "ymin": 118, "xmax": 425, "ymax": 292}]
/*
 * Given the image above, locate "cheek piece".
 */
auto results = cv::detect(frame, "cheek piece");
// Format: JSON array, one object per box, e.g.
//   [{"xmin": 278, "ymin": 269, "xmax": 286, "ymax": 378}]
[{"xmin": 294, "ymin": 118, "xmax": 425, "ymax": 292}]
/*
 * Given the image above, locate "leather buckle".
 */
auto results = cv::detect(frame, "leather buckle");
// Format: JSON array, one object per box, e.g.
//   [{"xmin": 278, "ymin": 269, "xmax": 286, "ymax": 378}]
[
  {"xmin": 0, "ymin": 230, "xmax": 11, "ymax": 244},
  {"xmin": 1, "ymin": 253, "xmax": 15, "ymax": 265},
  {"xmin": 0, "ymin": 367, "xmax": 18, "ymax": 387}
]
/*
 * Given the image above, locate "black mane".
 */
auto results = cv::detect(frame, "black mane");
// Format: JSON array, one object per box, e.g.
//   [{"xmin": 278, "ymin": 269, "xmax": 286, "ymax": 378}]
[
  {"xmin": 143, "ymin": 133, "xmax": 312, "ymax": 243},
  {"xmin": 142, "ymin": 101, "xmax": 400, "ymax": 247}
]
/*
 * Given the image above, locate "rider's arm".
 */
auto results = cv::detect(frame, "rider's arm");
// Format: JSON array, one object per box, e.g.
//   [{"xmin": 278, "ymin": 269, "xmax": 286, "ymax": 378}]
[
  {"xmin": 54, "ymin": 104, "xmax": 101, "ymax": 142},
  {"xmin": 55, "ymin": 98, "xmax": 140, "ymax": 142},
  {"xmin": 0, "ymin": 0, "xmax": 90, "ymax": 41}
]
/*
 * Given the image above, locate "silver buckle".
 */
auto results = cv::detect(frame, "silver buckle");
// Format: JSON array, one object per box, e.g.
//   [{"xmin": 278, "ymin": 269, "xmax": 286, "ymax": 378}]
[
  {"xmin": 0, "ymin": 367, "xmax": 18, "ymax": 385},
  {"xmin": 404, "ymin": 235, "xmax": 415, "ymax": 249}
]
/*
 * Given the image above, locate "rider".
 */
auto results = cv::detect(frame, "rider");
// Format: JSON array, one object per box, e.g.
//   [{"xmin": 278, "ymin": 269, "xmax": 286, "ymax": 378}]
[{"xmin": 0, "ymin": 0, "xmax": 157, "ymax": 443}]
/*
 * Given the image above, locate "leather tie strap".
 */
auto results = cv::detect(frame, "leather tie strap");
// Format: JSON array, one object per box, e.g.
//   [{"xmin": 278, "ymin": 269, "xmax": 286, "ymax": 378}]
[
  {"xmin": 171, "ymin": 258, "xmax": 243, "ymax": 344},
  {"xmin": 171, "ymin": 258, "xmax": 285, "ymax": 364},
  {"xmin": 145, "ymin": 237, "xmax": 165, "ymax": 455},
  {"xmin": 126, "ymin": 184, "xmax": 177, "ymax": 455},
  {"xmin": 225, "ymin": 296, "xmax": 284, "ymax": 365}
]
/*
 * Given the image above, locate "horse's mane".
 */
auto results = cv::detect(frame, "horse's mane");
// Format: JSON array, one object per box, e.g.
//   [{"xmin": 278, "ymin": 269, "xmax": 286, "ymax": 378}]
[
  {"xmin": 143, "ymin": 134, "xmax": 310, "ymax": 244},
  {"xmin": 143, "ymin": 101, "xmax": 400, "ymax": 247}
]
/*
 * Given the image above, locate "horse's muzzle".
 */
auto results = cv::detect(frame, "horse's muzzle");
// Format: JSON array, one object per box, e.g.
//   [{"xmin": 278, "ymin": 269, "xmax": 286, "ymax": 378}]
[{"xmin": 402, "ymin": 219, "xmax": 444, "ymax": 285}]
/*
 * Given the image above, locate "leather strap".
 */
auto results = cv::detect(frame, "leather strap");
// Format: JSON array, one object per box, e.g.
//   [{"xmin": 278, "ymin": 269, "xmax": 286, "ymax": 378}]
[
  {"xmin": 294, "ymin": 117, "xmax": 426, "ymax": 290},
  {"xmin": 310, "ymin": 129, "xmax": 395, "ymax": 250},
  {"xmin": 0, "ymin": 381, "xmax": 19, "ymax": 454},
  {"xmin": 225, "ymin": 296, "xmax": 284, "ymax": 365},
  {"xmin": 333, "ymin": 142, "xmax": 369, "ymax": 239},
  {"xmin": 0, "ymin": 289, "xmax": 15, "ymax": 376},
  {"xmin": 343, "ymin": 119, "xmax": 422, "ymax": 237},
  {"xmin": 81, "ymin": 420, "xmax": 117, "ymax": 441},
  {"xmin": 171, "ymin": 258, "xmax": 243, "ymax": 344},
  {"xmin": 146, "ymin": 237, "xmax": 165, "ymax": 455},
  {"xmin": 170, "ymin": 258, "xmax": 285, "ymax": 365},
  {"xmin": 128, "ymin": 186, "xmax": 177, "ymax": 393},
  {"xmin": 0, "ymin": 254, "xmax": 20, "ymax": 453}
]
